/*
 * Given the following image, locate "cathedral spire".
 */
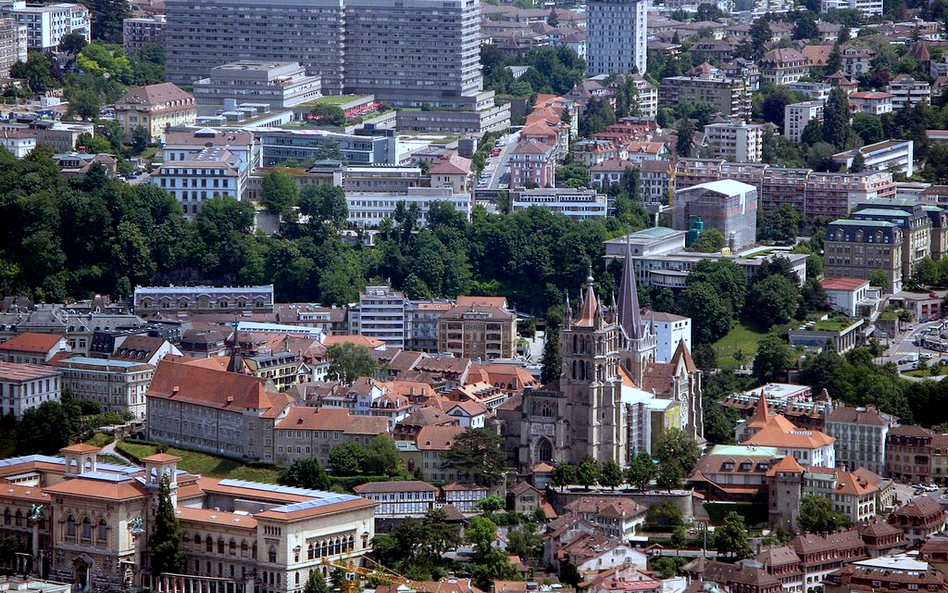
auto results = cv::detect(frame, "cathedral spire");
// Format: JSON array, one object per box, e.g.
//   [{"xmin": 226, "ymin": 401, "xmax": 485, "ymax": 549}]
[
  {"xmin": 564, "ymin": 292, "xmax": 572, "ymax": 326},
  {"xmin": 575, "ymin": 271, "xmax": 599, "ymax": 327},
  {"xmin": 618, "ymin": 235, "xmax": 642, "ymax": 340}
]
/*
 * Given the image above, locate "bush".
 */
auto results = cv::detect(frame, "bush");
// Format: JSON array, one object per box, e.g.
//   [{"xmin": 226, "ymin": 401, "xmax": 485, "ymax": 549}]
[{"xmin": 84, "ymin": 432, "xmax": 114, "ymax": 448}]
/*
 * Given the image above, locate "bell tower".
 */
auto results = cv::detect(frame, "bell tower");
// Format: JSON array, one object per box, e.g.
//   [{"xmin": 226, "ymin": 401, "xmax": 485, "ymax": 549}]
[
  {"xmin": 616, "ymin": 236, "xmax": 656, "ymax": 384},
  {"xmin": 60, "ymin": 444, "xmax": 101, "ymax": 478}
]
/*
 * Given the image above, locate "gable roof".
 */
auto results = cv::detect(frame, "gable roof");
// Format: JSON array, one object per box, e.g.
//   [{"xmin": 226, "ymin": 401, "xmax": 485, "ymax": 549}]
[
  {"xmin": 0, "ymin": 332, "xmax": 63, "ymax": 354},
  {"xmin": 118, "ymin": 82, "xmax": 193, "ymax": 107},
  {"xmin": 416, "ymin": 425, "xmax": 465, "ymax": 450},
  {"xmin": 275, "ymin": 407, "xmax": 388, "ymax": 435}
]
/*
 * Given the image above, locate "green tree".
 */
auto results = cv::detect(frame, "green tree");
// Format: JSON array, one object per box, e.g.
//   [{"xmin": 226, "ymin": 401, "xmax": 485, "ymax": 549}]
[
  {"xmin": 131, "ymin": 126, "xmax": 149, "ymax": 153},
  {"xmin": 655, "ymin": 427, "xmax": 701, "ymax": 475},
  {"xmin": 326, "ymin": 343, "xmax": 379, "ymax": 384},
  {"xmin": 477, "ymin": 494, "xmax": 505, "ymax": 515},
  {"xmin": 793, "ymin": 12, "xmax": 819, "ymax": 39},
  {"xmin": 676, "ymin": 118, "xmax": 696, "ymax": 157},
  {"xmin": 646, "ymin": 501, "xmax": 683, "ymax": 526},
  {"xmin": 823, "ymin": 88, "xmax": 853, "ymax": 149},
  {"xmin": 466, "ymin": 515, "xmax": 497, "ymax": 557},
  {"xmin": 261, "ymin": 170, "xmax": 299, "ymax": 218},
  {"xmin": 852, "ymin": 113, "xmax": 883, "ymax": 145},
  {"xmin": 753, "ymin": 333, "xmax": 791, "ymax": 384},
  {"xmin": 868, "ymin": 269, "xmax": 891, "ymax": 290},
  {"xmin": 680, "ymin": 281, "xmax": 733, "ymax": 344},
  {"xmin": 716, "ymin": 511, "xmax": 753, "ymax": 559},
  {"xmin": 81, "ymin": 0, "xmax": 130, "ymax": 43},
  {"xmin": 308, "ymin": 104, "xmax": 347, "ymax": 126},
  {"xmin": 303, "ymin": 570, "xmax": 329, "ymax": 593},
  {"xmin": 600, "ymin": 460, "xmax": 624, "ymax": 490},
  {"xmin": 10, "ymin": 52, "xmax": 56, "ymax": 92},
  {"xmin": 824, "ymin": 45, "xmax": 843, "ymax": 75},
  {"xmin": 363, "ymin": 435, "xmax": 402, "ymax": 476},
  {"xmin": 551, "ymin": 461, "xmax": 575, "ymax": 490},
  {"xmin": 541, "ymin": 324, "xmax": 561, "ymax": 384},
  {"xmin": 749, "ymin": 17, "xmax": 772, "ymax": 59},
  {"xmin": 798, "ymin": 493, "xmax": 853, "ymax": 533},
  {"xmin": 278, "ymin": 457, "xmax": 332, "ymax": 490},
  {"xmin": 849, "ymin": 152, "xmax": 867, "ymax": 173},
  {"xmin": 328, "ymin": 441, "xmax": 366, "ymax": 475},
  {"xmin": 688, "ymin": 228, "xmax": 726, "ymax": 253},
  {"xmin": 656, "ymin": 461, "xmax": 684, "ymax": 491},
  {"xmin": 670, "ymin": 525, "xmax": 688, "ymax": 549},
  {"xmin": 693, "ymin": 343, "xmax": 718, "ymax": 372},
  {"xmin": 758, "ymin": 204, "xmax": 801, "ymax": 242},
  {"xmin": 748, "ymin": 274, "xmax": 800, "ymax": 328},
  {"xmin": 149, "ymin": 475, "xmax": 186, "ymax": 574},
  {"xmin": 59, "ymin": 32, "xmax": 88, "ymax": 54},
  {"xmin": 442, "ymin": 428, "xmax": 508, "ymax": 486},
  {"xmin": 507, "ymin": 523, "xmax": 542, "ymax": 560},
  {"xmin": 626, "ymin": 452, "xmax": 656, "ymax": 490},
  {"xmin": 576, "ymin": 457, "xmax": 600, "ymax": 491}
]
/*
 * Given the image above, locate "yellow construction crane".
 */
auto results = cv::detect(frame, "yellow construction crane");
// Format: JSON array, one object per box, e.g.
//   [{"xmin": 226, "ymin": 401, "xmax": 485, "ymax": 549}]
[{"xmin": 321, "ymin": 557, "xmax": 411, "ymax": 593}]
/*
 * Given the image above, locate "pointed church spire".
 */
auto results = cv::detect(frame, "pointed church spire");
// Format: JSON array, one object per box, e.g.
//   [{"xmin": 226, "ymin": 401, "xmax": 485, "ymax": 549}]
[
  {"xmin": 575, "ymin": 270, "xmax": 599, "ymax": 327},
  {"xmin": 564, "ymin": 292, "xmax": 572, "ymax": 326},
  {"xmin": 748, "ymin": 389, "xmax": 771, "ymax": 428},
  {"xmin": 618, "ymin": 234, "xmax": 642, "ymax": 340}
]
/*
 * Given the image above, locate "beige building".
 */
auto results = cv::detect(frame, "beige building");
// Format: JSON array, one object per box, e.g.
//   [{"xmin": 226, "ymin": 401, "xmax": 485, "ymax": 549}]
[
  {"xmin": 659, "ymin": 74, "xmax": 750, "ymax": 120},
  {"xmin": 0, "ymin": 18, "xmax": 25, "ymax": 79},
  {"xmin": 0, "ymin": 445, "xmax": 376, "ymax": 593},
  {"xmin": 824, "ymin": 219, "xmax": 904, "ymax": 292},
  {"xmin": 51, "ymin": 356, "xmax": 154, "ymax": 420},
  {"xmin": 437, "ymin": 296, "xmax": 517, "ymax": 361},
  {"xmin": 704, "ymin": 121, "xmax": 764, "ymax": 163},
  {"xmin": 273, "ymin": 407, "xmax": 388, "ymax": 467},
  {"xmin": 114, "ymin": 83, "xmax": 196, "ymax": 140}
]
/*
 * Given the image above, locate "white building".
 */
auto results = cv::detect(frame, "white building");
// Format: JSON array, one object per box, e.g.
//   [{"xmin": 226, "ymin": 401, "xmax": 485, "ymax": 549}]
[
  {"xmin": 122, "ymin": 14, "xmax": 164, "ymax": 51},
  {"xmin": 604, "ymin": 226, "xmax": 686, "ymax": 259},
  {"xmin": 193, "ymin": 61, "xmax": 322, "ymax": 115},
  {"xmin": 704, "ymin": 121, "xmax": 765, "ymax": 163},
  {"xmin": 586, "ymin": 0, "xmax": 647, "ymax": 77},
  {"xmin": 821, "ymin": 0, "xmax": 883, "ymax": 17},
  {"xmin": 163, "ymin": 127, "xmax": 262, "ymax": 170},
  {"xmin": 821, "ymin": 277, "xmax": 870, "ymax": 317},
  {"xmin": 510, "ymin": 188, "xmax": 608, "ymax": 220},
  {"xmin": 0, "ymin": 17, "xmax": 26, "ymax": 79},
  {"xmin": 674, "ymin": 180, "xmax": 758, "ymax": 251},
  {"xmin": 849, "ymin": 92, "xmax": 894, "ymax": 115},
  {"xmin": 0, "ymin": 0, "xmax": 89, "ymax": 50},
  {"xmin": 346, "ymin": 187, "xmax": 471, "ymax": 228},
  {"xmin": 0, "ymin": 361, "xmax": 60, "ymax": 418},
  {"xmin": 788, "ymin": 82, "xmax": 831, "ymax": 101},
  {"xmin": 889, "ymin": 74, "xmax": 931, "ymax": 110},
  {"xmin": 0, "ymin": 130, "xmax": 34, "ymax": 158},
  {"xmin": 150, "ymin": 147, "xmax": 249, "ymax": 217},
  {"xmin": 645, "ymin": 312, "xmax": 692, "ymax": 364},
  {"xmin": 832, "ymin": 140, "xmax": 914, "ymax": 177},
  {"xmin": 50, "ymin": 357, "xmax": 154, "ymax": 420},
  {"xmin": 352, "ymin": 481, "xmax": 438, "ymax": 517},
  {"xmin": 784, "ymin": 100, "xmax": 824, "ymax": 143},
  {"xmin": 825, "ymin": 404, "xmax": 894, "ymax": 475},
  {"xmin": 349, "ymin": 285, "xmax": 408, "ymax": 349}
]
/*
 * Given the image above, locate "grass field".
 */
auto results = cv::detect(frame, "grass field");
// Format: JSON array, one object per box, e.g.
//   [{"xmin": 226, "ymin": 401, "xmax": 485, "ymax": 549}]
[
  {"xmin": 117, "ymin": 441, "xmax": 280, "ymax": 483},
  {"xmin": 713, "ymin": 323, "xmax": 766, "ymax": 370}
]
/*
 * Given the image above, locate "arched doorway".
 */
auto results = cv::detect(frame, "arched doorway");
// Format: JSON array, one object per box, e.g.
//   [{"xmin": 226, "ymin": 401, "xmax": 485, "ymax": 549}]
[
  {"xmin": 74, "ymin": 555, "xmax": 92, "ymax": 590},
  {"xmin": 536, "ymin": 438, "xmax": 553, "ymax": 464}
]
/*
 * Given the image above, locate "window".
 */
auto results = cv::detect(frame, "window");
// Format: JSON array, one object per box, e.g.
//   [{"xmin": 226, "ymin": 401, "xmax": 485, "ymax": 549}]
[
  {"xmin": 269, "ymin": 546, "xmax": 277, "ymax": 564},
  {"xmin": 98, "ymin": 520, "xmax": 108, "ymax": 542},
  {"xmin": 82, "ymin": 517, "xmax": 92, "ymax": 540},
  {"xmin": 67, "ymin": 515, "xmax": 76, "ymax": 537}
]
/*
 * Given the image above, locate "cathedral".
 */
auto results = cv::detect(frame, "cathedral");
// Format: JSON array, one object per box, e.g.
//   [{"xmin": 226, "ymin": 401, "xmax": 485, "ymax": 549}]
[{"xmin": 518, "ymin": 240, "xmax": 703, "ymax": 471}]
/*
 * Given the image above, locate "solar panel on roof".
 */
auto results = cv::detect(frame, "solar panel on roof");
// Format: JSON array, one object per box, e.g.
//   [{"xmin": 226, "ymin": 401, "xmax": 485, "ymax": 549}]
[
  {"xmin": 81, "ymin": 471, "xmax": 133, "ymax": 483},
  {"xmin": 216, "ymin": 479, "xmax": 361, "ymax": 511}
]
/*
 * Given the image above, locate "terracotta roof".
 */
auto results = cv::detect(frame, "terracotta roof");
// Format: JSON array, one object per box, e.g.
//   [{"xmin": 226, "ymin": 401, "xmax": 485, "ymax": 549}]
[
  {"xmin": 142, "ymin": 453, "xmax": 182, "ymax": 463},
  {"xmin": 574, "ymin": 277, "xmax": 600, "ymax": 327},
  {"xmin": 757, "ymin": 545, "xmax": 801, "ymax": 567},
  {"xmin": 0, "ymin": 482, "xmax": 50, "ymax": 503},
  {"xmin": 430, "ymin": 154, "xmax": 472, "ymax": 176},
  {"xmin": 821, "ymin": 278, "xmax": 870, "ymax": 291},
  {"xmin": 853, "ymin": 467, "xmax": 887, "ymax": 487},
  {"xmin": 456, "ymin": 296, "xmax": 508, "ymax": 308},
  {"xmin": 61, "ymin": 443, "xmax": 102, "ymax": 454},
  {"xmin": 834, "ymin": 470, "xmax": 877, "ymax": 497},
  {"xmin": 747, "ymin": 390, "xmax": 771, "ymax": 429},
  {"xmin": 43, "ymin": 477, "xmax": 150, "ymax": 501},
  {"xmin": 566, "ymin": 496, "xmax": 646, "ymax": 518},
  {"xmin": 416, "ymin": 425, "xmax": 465, "ymax": 450},
  {"xmin": 441, "ymin": 482, "xmax": 488, "ymax": 491},
  {"xmin": 448, "ymin": 400, "xmax": 488, "ymax": 417},
  {"xmin": 117, "ymin": 82, "xmax": 193, "ymax": 107},
  {"xmin": 892, "ymin": 495, "xmax": 945, "ymax": 519},
  {"xmin": 742, "ymin": 416, "xmax": 835, "ymax": 449},
  {"xmin": 148, "ymin": 360, "xmax": 294, "ymax": 417},
  {"xmin": 826, "ymin": 405, "xmax": 890, "ymax": 426},
  {"xmin": 0, "ymin": 361, "xmax": 61, "ymax": 381},
  {"xmin": 322, "ymin": 335, "xmax": 385, "ymax": 349},
  {"xmin": 354, "ymin": 480, "xmax": 438, "ymax": 494},
  {"xmin": 703, "ymin": 561, "xmax": 782, "ymax": 588},
  {"xmin": 176, "ymin": 507, "xmax": 257, "ymax": 529},
  {"xmin": 275, "ymin": 407, "xmax": 388, "ymax": 435},
  {"xmin": 765, "ymin": 455, "xmax": 805, "ymax": 476},
  {"xmin": 0, "ymin": 332, "xmax": 63, "ymax": 354}
]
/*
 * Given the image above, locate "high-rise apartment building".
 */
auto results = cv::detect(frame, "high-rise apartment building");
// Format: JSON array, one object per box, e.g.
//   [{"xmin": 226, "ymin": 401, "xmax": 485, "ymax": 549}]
[
  {"xmin": 0, "ymin": 17, "xmax": 25, "ymax": 79},
  {"xmin": 165, "ymin": 0, "xmax": 497, "ymax": 113},
  {"xmin": 164, "ymin": 0, "xmax": 346, "ymax": 91},
  {"xmin": 586, "ymin": 0, "xmax": 647, "ymax": 76},
  {"xmin": 344, "ymin": 0, "xmax": 485, "ymax": 108},
  {"xmin": 0, "ymin": 0, "xmax": 89, "ymax": 51}
]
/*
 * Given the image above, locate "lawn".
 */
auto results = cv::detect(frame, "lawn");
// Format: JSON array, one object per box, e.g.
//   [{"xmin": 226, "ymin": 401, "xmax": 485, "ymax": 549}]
[
  {"xmin": 713, "ymin": 323, "xmax": 767, "ymax": 370},
  {"xmin": 117, "ymin": 441, "xmax": 280, "ymax": 483}
]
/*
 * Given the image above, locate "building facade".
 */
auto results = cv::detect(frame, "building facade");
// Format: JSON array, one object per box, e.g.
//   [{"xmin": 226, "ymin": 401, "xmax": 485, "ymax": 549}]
[
  {"xmin": 586, "ymin": 0, "xmax": 647, "ymax": 77},
  {"xmin": 673, "ymin": 180, "xmax": 758, "ymax": 251},
  {"xmin": 0, "ymin": 362, "xmax": 60, "ymax": 418},
  {"xmin": 193, "ymin": 61, "xmax": 322, "ymax": 114},
  {"xmin": 0, "ymin": 1, "xmax": 88, "ymax": 50},
  {"xmin": 114, "ymin": 83, "xmax": 197, "ymax": 140},
  {"xmin": 437, "ymin": 297, "xmax": 517, "ymax": 361},
  {"xmin": 51, "ymin": 357, "xmax": 153, "ymax": 420}
]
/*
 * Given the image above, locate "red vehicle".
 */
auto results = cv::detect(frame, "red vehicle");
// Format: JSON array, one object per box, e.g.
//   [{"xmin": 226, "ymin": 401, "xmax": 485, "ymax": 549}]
[{"xmin": 491, "ymin": 149, "xmax": 501, "ymax": 157}]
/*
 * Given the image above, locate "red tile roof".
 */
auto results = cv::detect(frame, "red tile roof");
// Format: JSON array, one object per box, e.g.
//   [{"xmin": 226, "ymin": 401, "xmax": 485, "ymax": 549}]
[{"xmin": 0, "ymin": 332, "xmax": 63, "ymax": 354}]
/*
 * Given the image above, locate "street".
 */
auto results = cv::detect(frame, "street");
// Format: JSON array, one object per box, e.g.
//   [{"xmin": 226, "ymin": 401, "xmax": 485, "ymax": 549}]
[{"xmin": 478, "ymin": 130, "xmax": 519, "ymax": 193}]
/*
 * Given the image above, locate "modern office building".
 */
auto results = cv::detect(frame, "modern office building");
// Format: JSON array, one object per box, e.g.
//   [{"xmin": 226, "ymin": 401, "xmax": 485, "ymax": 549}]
[
  {"xmin": 345, "ymin": 187, "xmax": 471, "ymax": 228},
  {"xmin": 255, "ymin": 128, "xmax": 397, "ymax": 166},
  {"xmin": 343, "ymin": 0, "xmax": 484, "ymax": 108},
  {"xmin": 349, "ymin": 286, "xmax": 410, "ymax": 349},
  {"xmin": 0, "ymin": 0, "xmax": 89, "ymax": 50},
  {"xmin": 673, "ymin": 180, "xmax": 758, "ymax": 250},
  {"xmin": 704, "ymin": 120, "xmax": 765, "ymax": 163},
  {"xmin": 192, "ymin": 61, "xmax": 322, "ymax": 115},
  {"xmin": 586, "ymin": 0, "xmax": 647, "ymax": 76},
  {"xmin": 121, "ymin": 14, "xmax": 164, "ymax": 52},
  {"xmin": 164, "ymin": 0, "xmax": 346, "ymax": 91},
  {"xmin": 0, "ymin": 17, "xmax": 25, "ymax": 78},
  {"xmin": 510, "ymin": 188, "xmax": 609, "ymax": 220},
  {"xmin": 784, "ymin": 101, "xmax": 824, "ymax": 143},
  {"xmin": 832, "ymin": 140, "xmax": 914, "ymax": 177}
]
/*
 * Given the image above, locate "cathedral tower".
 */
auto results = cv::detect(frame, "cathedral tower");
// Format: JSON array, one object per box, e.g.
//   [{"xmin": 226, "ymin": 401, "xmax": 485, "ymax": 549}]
[{"xmin": 617, "ymin": 237, "xmax": 656, "ymax": 384}]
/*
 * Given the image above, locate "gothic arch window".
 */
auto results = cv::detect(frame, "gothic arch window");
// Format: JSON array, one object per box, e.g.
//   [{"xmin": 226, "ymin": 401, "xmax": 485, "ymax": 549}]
[
  {"xmin": 66, "ymin": 515, "xmax": 76, "ymax": 537},
  {"xmin": 241, "ymin": 540, "xmax": 249, "ymax": 557},
  {"xmin": 3, "ymin": 509, "xmax": 9, "ymax": 525},
  {"xmin": 194, "ymin": 534, "xmax": 202, "ymax": 547},
  {"xmin": 541, "ymin": 401, "xmax": 554, "ymax": 418},
  {"xmin": 82, "ymin": 517, "xmax": 92, "ymax": 540},
  {"xmin": 229, "ymin": 539, "xmax": 236, "ymax": 555},
  {"xmin": 536, "ymin": 438, "xmax": 554, "ymax": 463},
  {"xmin": 97, "ymin": 520, "xmax": 108, "ymax": 542},
  {"xmin": 206, "ymin": 537, "xmax": 213, "ymax": 553},
  {"xmin": 217, "ymin": 538, "xmax": 225, "ymax": 554}
]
